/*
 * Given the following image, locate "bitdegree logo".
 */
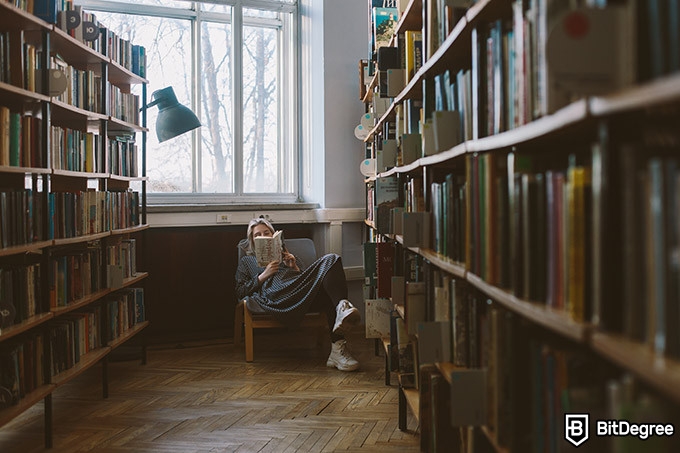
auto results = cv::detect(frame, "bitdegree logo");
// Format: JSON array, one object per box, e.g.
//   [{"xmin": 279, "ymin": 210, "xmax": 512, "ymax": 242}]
[
  {"xmin": 565, "ymin": 414, "xmax": 589, "ymax": 447},
  {"xmin": 565, "ymin": 413, "xmax": 675, "ymax": 447},
  {"xmin": 597, "ymin": 420, "xmax": 674, "ymax": 439}
]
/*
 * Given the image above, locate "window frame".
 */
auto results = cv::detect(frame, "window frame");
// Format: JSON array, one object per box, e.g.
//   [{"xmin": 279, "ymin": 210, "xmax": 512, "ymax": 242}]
[{"xmin": 77, "ymin": 0, "xmax": 301, "ymax": 205}]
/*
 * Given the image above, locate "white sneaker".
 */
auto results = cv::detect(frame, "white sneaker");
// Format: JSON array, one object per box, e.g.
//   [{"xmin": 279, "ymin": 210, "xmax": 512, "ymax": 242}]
[
  {"xmin": 326, "ymin": 339, "xmax": 359, "ymax": 371},
  {"xmin": 333, "ymin": 299, "xmax": 360, "ymax": 334}
]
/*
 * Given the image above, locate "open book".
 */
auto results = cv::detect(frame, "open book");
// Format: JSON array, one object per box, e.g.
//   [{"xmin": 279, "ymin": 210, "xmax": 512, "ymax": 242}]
[{"xmin": 254, "ymin": 230, "xmax": 283, "ymax": 267}]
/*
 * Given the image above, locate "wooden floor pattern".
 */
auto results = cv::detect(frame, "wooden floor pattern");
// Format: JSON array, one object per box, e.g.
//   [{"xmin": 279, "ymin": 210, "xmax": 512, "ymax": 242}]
[{"xmin": 0, "ymin": 330, "xmax": 419, "ymax": 452}]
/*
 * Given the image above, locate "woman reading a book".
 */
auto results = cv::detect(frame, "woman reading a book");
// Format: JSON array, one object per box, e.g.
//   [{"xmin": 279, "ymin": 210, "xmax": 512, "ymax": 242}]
[{"xmin": 235, "ymin": 218, "xmax": 361, "ymax": 371}]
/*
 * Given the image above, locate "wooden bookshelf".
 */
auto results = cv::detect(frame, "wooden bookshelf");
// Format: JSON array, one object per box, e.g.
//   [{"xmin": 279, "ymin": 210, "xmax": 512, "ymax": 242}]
[
  {"xmin": 361, "ymin": 0, "xmax": 680, "ymax": 450},
  {"xmin": 0, "ymin": 2, "xmax": 150, "ymax": 448}
]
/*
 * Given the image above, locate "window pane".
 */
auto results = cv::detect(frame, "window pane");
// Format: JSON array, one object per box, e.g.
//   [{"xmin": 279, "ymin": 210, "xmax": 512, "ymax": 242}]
[
  {"xmin": 200, "ymin": 3, "xmax": 230, "ymax": 14},
  {"xmin": 91, "ymin": 0, "xmax": 191, "ymax": 7},
  {"xmin": 94, "ymin": 13, "xmax": 193, "ymax": 193},
  {"xmin": 244, "ymin": 8, "xmax": 278, "ymax": 19},
  {"xmin": 200, "ymin": 19, "xmax": 234, "ymax": 193},
  {"xmin": 242, "ymin": 23, "xmax": 279, "ymax": 193}
]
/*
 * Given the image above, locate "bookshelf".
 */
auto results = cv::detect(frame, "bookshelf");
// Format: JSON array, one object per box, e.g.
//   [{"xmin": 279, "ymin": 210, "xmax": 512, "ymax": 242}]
[
  {"xmin": 0, "ymin": 2, "xmax": 149, "ymax": 448},
  {"xmin": 361, "ymin": 0, "xmax": 680, "ymax": 451}
]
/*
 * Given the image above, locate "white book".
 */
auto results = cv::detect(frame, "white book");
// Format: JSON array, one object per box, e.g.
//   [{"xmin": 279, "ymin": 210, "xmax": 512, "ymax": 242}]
[
  {"xmin": 254, "ymin": 230, "xmax": 283, "ymax": 267},
  {"xmin": 365, "ymin": 299, "xmax": 394, "ymax": 339}
]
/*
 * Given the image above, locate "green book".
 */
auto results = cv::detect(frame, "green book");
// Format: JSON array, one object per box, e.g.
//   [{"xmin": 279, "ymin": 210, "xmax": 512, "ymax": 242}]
[{"xmin": 9, "ymin": 112, "xmax": 21, "ymax": 166}]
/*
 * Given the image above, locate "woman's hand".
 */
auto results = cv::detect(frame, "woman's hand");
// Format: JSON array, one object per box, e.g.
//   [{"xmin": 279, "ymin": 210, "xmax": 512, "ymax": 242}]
[
  {"xmin": 282, "ymin": 252, "xmax": 299, "ymax": 271},
  {"xmin": 258, "ymin": 260, "xmax": 280, "ymax": 284}
]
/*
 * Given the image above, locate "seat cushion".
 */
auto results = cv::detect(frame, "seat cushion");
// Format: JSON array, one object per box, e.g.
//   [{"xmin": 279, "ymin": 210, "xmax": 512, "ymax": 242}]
[{"xmin": 244, "ymin": 297, "xmax": 268, "ymax": 314}]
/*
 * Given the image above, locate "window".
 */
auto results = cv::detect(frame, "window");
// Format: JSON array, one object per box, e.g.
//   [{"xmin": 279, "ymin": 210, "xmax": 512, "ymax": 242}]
[{"xmin": 78, "ymin": 0, "xmax": 298, "ymax": 202}]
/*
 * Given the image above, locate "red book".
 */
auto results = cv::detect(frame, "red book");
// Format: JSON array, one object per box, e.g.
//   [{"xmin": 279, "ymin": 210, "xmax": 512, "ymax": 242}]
[{"xmin": 376, "ymin": 242, "xmax": 394, "ymax": 298}]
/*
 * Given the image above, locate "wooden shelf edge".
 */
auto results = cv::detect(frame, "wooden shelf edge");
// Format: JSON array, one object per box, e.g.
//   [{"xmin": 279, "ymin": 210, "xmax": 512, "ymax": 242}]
[
  {"xmin": 107, "ymin": 116, "xmax": 146, "ymax": 133},
  {"xmin": 50, "ymin": 99, "xmax": 107, "ymax": 121},
  {"xmin": 402, "ymin": 386, "xmax": 420, "ymax": 422},
  {"xmin": 0, "ymin": 383, "xmax": 56, "ymax": 429},
  {"xmin": 49, "ymin": 25, "xmax": 107, "ymax": 64},
  {"xmin": 108, "ymin": 174, "xmax": 148, "ymax": 183},
  {"xmin": 51, "ymin": 288, "xmax": 112, "ymax": 315},
  {"xmin": 591, "ymin": 332, "xmax": 680, "ymax": 405},
  {"xmin": 395, "ymin": 0, "xmax": 423, "ymax": 34},
  {"xmin": 51, "ymin": 347, "xmax": 111, "ymax": 387},
  {"xmin": 0, "ymin": 312, "xmax": 55, "ymax": 340},
  {"xmin": 420, "ymin": 12, "xmax": 469, "ymax": 77},
  {"xmin": 417, "ymin": 248, "xmax": 466, "ymax": 278},
  {"xmin": 0, "ymin": 165, "xmax": 51, "ymax": 175},
  {"xmin": 0, "ymin": 240, "xmax": 51, "ymax": 257},
  {"xmin": 52, "ymin": 231, "xmax": 112, "ymax": 246},
  {"xmin": 589, "ymin": 72, "xmax": 680, "ymax": 117},
  {"xmin": 121, "ymin": 272, "xmax": 149, "ymax": 288},
  {"xmin": 0, "ymin": 225, "xmax": 145, "ymax": 257},
  {"xmin": 468, "ymin": 99, "xmax": 589, "ymax": 153},
  {"xmin": 111, "ymin": 224, "xmax": 150, "ymax": 236},
  {"xmin": 52, "ymin": 169, "xmax": 109, "ymax": 179},
  {"xmin": 108, "ymin": 321, "xmax": 149, "ymax": 350},
  {"xmin": 107, "ymin": 59, "xmax": 147, "ymax": 86},
  {"xmin": 466, "ymin": 273, "xmax": 589, "ymax": 343},
  {"xmin": 0, "ymin": 3, "xmax": 51, "ymax": 30}
]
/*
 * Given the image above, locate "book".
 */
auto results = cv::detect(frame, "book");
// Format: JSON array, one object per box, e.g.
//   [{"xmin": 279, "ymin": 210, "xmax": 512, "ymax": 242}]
[
  {"xmin": 404, "ymin": 30, "xmax": 423, "ymax": 83},
  {"xmin": 363, "ymin": 241, "xmax": 377, "ymax": 289},
  {"xmin": 34, "ymin": 0, "xmax": 59, "ymax": 24},
  {"xmin": 450, "ymin": 367, "xmax": 487, "ymax": 426},
  {"xmin": 0, "ymin": 105, "xmax": 9, "ymax": 165},
  {"xmin": 365, "ymin": 298, "xmax": 393, "ymax": 339},
  {"xmin": 254, "ymin": 230, "xmax": 283, "ymax": 267},
  {"xmin": 375, "ymin": 176, "xmax": 400, "ymax": 234},
  {"xmin": 372, "ymin": 7, "xmax": 399, "ymax": 55},
  {"xmin": 376, "ymin": 242, "xmax": 394, "ymax": 298},
  {"xmin": 417, "ymin": 321, "xmax": 451, "ymax": 365}
]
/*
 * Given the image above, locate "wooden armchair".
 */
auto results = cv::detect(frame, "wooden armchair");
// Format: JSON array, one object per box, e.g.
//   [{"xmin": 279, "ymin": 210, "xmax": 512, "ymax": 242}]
[{"xmin": 233, "ymin": 237, "xmax": 327, "ymax": 362}]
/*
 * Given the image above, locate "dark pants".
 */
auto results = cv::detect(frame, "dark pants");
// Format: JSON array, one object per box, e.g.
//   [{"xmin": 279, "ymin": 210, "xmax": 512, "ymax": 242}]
[{"xmin": 309, "ymin": 257, "xmax": 348, "ymax": 343}]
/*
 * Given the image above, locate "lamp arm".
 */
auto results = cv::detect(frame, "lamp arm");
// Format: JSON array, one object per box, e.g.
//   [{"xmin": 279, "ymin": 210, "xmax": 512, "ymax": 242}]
[{"xmin": 141, "ymin": 98, "xmax": 161, "ymax": 111}]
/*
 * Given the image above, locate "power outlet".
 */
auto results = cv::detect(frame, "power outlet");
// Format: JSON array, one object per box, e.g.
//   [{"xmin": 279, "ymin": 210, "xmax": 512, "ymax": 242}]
[{"xmin": 216, "ymin": 213, "xmax": 230, "ymax": 223}]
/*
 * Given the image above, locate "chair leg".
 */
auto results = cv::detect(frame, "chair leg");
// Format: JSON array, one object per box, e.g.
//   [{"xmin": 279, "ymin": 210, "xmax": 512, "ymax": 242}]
[
  {"xmin": 244, "ymin": 304, "xmax": 254, "ymax": 362},
  {"xmin": 234, "ymin": 300, "xmax": 244, "ymax": 346}
]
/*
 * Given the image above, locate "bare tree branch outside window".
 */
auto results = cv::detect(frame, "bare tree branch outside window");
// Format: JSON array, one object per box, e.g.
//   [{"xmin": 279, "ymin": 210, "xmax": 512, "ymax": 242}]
[{"xmin": 82, "ymin": 1, "xmax": 296, "ymax": 199}]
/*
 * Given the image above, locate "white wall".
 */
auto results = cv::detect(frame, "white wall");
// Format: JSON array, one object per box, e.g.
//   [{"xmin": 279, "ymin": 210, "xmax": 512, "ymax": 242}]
[
  {"xmin": 301, "ymin": 0, "xmax": 368, "ymax": 209},
  {"xmin": 322, "ymin": 0, "xmax": 368, "ymax": 209}
]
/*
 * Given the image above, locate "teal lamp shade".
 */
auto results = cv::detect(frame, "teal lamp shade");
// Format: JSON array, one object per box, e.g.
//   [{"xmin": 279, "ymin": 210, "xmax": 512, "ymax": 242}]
[{"xmin": 147, "ymin": 87, "xmax": 201, "ymax": 143}]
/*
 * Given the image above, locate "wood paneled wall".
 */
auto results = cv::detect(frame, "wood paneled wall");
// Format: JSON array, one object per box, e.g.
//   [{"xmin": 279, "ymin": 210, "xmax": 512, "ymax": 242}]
[{"xmin": 140, "ymin": 224, "xmax": 317, "ymax": 343}]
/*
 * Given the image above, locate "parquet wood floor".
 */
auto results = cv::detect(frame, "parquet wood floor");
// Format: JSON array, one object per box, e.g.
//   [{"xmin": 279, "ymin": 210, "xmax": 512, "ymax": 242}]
[{"xmin": 0, "ymin": 330, "xmax": 419, "ymax": 452}]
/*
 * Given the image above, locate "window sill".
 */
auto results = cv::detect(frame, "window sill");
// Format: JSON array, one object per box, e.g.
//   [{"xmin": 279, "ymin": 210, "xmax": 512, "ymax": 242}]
[
  {"xmin": 147, "ymin": 202, "xmax": 320, "ymax": 214},
  {"xmin": 145, "ymin": 205, "xmax": 364, "ymax": 228}
]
